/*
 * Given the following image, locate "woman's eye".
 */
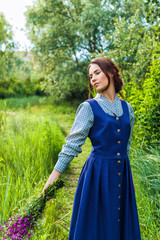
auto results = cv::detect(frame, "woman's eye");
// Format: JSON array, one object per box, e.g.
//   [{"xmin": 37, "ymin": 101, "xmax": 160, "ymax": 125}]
[{"xmin": 89, "ymin": 71, "xmax": 101, "ymax": 80}]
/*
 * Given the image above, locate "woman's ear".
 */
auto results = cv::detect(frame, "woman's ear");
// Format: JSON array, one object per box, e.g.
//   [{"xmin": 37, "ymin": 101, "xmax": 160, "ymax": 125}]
[{"xmin": 109, "ymin": 72, "xmax": 114, "ymax": 78}]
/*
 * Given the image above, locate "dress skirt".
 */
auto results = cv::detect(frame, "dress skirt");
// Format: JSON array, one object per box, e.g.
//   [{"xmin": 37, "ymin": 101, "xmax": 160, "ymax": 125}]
[{"xmin": 68, "ymin": 153, "xmax": 141, "ymax": 240}]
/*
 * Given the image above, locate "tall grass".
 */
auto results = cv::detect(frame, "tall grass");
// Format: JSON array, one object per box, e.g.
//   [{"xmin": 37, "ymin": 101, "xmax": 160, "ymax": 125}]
[
  {"xmin": 0, "ymin": 96, "xmax": 42, "ymax": 110},
  {"xmin": 130, "ymin": 145, "xmax": 160, "ymax": 239},
  {"xmin": 0, "ymin": 104, "xmax": 67, "ymax": 238}
]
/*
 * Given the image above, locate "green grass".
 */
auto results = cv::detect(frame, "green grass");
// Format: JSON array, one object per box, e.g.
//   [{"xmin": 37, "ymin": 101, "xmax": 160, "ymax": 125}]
[
  {"xmin": 0, "ymin": 96, "xmax": 81, "ymax": 239},
  {"xmin": 130, "ymin": 146, "xmax": 160, "ymax": 240},
  {"xmin": 0, "ymin": 96, "xmax": 42, "ymax": 110},
  {"xmin": 0, "ymin": 96, "xmax": 159, "ymax": 239}
]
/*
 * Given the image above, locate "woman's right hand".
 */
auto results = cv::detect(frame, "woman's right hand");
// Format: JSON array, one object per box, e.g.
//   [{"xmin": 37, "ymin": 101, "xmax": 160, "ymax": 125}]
[
  {"xmin": 42, "ymin": 169, "xmax": 61, "ymax": 199},
  {"xmin": 42, "ymin": 181, "xmax": 54, "ymax": 199}
]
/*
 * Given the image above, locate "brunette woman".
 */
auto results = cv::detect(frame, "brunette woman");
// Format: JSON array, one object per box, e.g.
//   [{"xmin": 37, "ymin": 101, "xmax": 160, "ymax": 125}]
[{"xmin": 42, "ymin": 57, "xmax": 141, "ymax": 240}]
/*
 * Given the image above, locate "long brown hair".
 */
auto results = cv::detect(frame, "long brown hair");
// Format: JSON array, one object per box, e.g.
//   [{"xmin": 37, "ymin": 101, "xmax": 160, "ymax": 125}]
[{"xmin": 88, "ymin": 57, "xmax": 124, "ymax": 99}]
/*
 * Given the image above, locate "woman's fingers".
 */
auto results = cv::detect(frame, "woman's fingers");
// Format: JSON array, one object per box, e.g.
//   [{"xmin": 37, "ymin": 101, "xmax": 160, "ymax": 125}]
[
  {"xmin": 46, "ymin": 195, "xmax": 55, "ymax": 201},
  {"xmin": 42, "ymin": 190, "xmax": 55, "ymax": 201},
  {"xmin": 42, "ymin": 182, "xmax": 55, "ymax": 200},
  {"xmin": 42, "ymin": 183, "xmax": 49, "ymax": 198}
]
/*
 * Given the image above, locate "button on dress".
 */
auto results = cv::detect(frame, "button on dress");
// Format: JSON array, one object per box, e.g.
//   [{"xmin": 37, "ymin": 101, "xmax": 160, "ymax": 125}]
[{"xmin": 68, "ymin": 99, "xmax": 141, "ymax": 240}]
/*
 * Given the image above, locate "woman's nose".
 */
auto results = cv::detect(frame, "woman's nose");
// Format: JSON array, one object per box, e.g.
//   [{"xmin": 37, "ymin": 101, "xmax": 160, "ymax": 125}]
[{"xmin": 92, "ymin": 75, "xmax": 96, "ymax": 82}]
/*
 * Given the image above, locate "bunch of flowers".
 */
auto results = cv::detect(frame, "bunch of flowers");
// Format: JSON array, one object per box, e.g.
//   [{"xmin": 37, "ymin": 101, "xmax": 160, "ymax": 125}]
[{"xmin": 0, "ymin": 179, "xmax": 64, "ymax": 240}]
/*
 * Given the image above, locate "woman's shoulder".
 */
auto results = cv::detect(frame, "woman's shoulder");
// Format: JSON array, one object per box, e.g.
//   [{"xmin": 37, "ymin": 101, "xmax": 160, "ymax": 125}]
[
  {"xmin": 75, "ymin": 100, "xmax": 93, "ymax": 116},
  {"xmin": 77, "ymin": 100, "xmax": 92, "ymax": 110},
  {"xmin": 123, "ymin": 100, "xmax": 135, "ymax": 119}
]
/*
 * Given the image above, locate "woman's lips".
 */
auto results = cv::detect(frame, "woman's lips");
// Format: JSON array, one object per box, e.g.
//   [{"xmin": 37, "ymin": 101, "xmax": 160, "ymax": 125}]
[{"xmin": 94, "ymin": 83, "xmax": 99, "ymax": 87}]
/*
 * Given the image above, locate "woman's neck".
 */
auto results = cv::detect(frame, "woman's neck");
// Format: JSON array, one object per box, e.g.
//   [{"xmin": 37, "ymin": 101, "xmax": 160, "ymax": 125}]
[{"xmin": 100, "ymin": 85, "xmax": 116, "ymax": 104}]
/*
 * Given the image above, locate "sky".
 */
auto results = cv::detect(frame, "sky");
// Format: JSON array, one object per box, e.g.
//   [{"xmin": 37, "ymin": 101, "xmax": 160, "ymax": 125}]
[{"xmin": 0, "ymin": 0, "xmax": 33, "ymax": 51}]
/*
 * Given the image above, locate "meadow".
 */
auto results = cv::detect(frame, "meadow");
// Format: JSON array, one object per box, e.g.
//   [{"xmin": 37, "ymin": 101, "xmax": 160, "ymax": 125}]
[{"xmin": 0, "ymin": 96, "xmax": 159, "ymax": 240}]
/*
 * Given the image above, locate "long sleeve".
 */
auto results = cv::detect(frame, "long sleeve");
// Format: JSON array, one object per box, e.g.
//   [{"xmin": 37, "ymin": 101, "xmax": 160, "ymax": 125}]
[
  {"xmin": 54, "ymin": 102, "xmax": 94, "ymax": 173},
  {"xmin": 126, "ymin": 102, "xmax": 135, "ymax": 157}
]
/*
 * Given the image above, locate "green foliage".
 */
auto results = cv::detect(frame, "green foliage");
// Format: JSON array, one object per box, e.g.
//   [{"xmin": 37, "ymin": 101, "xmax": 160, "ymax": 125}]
[
  {"xmin": 8, "ymin": 51, "xmax": 33, "ymax": 78},
  {"xmin": 25, "ymin": 0, "xmax": 148, "ymax": 101},
  {"xmin": 0, "ymin": 13, "xmax": 13, "ymax": 48},
  {"xmin": 0, "ymin": 19, "xmax": 42, "ymax": 97},
  {"xmin": 144, "ymin": 0, "xmax": 160, "ymax": 24},
  {"xmin": 127, "ymin": 44, "xmax": 160, "ymax": 146},
  {"xmin": 0, "ymin": 13, "xmax": 14, "ymax": 79},
  {"xmin": 103, "ymin": 10, "xmax": 157, "ymax": 89},
  {"xmin": 41, "ymin": 60, "xmax": 89, "ymax": 101},
  {"xmin": 0, "ymin": 77, "xmax": 45, "ymax": 98}
]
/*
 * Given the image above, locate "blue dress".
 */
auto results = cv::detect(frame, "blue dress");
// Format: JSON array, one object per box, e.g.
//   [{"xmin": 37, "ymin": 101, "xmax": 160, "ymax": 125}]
[{"xmin": 68, "ymin": 99, "xmax": 141, "ymax": 240}]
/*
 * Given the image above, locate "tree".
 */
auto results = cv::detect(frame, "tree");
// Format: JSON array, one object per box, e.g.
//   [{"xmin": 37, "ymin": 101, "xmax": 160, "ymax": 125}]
[
  {"xmin": 0, "ymin": 13, "xmax": 14, "ymax": 79},
  {"xmin": 25, "ymin": 0, "xmax": 148, "ymax": 100},
  {"xmin": 102, "ymin": 9, "xmax": 160, "ymax": 98}
]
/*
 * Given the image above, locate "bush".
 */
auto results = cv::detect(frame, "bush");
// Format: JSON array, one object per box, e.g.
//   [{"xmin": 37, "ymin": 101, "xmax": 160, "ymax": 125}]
[
  {"xmin": 127, "ymin": 44, "xmax": 160, "ymax": 146},
  {"xmin": 0, "ymin": 77, "xmax": 46, "ymax": 99}
]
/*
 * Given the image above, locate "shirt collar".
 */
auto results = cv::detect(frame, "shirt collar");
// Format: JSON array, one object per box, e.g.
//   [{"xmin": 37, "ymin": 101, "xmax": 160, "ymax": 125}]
[{"xmin": 95, "ymin": 93, "xmax": 119, "ymax": 105}]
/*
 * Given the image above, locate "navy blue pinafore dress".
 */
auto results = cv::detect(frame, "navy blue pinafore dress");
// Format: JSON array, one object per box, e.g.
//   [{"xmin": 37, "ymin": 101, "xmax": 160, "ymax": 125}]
[{"xmin": 68, "ymin": 99, "xmax": 141, "ymax": 240}]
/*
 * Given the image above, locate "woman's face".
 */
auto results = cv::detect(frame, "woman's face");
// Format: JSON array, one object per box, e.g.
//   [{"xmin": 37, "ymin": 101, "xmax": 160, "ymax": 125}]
[{"xmin": 89, "ymin": 64, "xmax": 109, "ymax": 92}]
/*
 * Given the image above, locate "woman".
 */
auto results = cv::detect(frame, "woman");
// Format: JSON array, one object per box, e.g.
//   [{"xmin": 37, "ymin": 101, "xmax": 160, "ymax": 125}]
[{"xmin": 42, "ymin": 57, "xmax": 141, "ymax": 240}]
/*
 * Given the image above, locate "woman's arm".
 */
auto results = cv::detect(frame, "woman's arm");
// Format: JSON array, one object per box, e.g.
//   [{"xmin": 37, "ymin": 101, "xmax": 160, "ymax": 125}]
[
  {"xmin": 42, "ymin": 102, "xmax": 94, "ymax": 197},
  {"xmin": 126, "ymin": 102, "xmax": 135, "ymax": 157},
  {"xmin": 126, "ymin": 103, "xmax": 136, "ymax": 191},
  {"xmin": 54, "ymin": 102, "xmax": 94, "ymax": 173}
]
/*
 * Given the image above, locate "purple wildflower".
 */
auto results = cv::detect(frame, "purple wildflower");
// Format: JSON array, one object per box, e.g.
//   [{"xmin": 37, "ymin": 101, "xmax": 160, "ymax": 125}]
[
  {"xmin": 1, "ymin": 179, "xmax": 64, "ymax": 239},
  {"xmin": 0, "ymin": 215, "xmax": 33, "ymax": 240}
]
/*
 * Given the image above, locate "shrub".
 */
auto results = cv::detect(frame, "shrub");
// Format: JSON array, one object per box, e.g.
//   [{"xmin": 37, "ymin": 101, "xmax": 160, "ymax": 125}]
[{"xmin": 127, "ymin": 44, "xmax": 160, "ymax": 146}]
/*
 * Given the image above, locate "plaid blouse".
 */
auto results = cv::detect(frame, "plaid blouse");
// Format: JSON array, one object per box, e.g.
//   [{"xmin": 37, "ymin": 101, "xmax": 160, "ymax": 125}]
[{"xmin": 54, "ymin": 93, "xmax": 135, "ymax": 173}]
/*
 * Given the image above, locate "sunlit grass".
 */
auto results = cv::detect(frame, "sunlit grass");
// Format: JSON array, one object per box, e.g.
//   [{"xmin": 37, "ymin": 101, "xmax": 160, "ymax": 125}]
[
  {"xmin": 130, "ymin": 146, "xmax": 160, "ymax": 239},
  {"xmin": 0, "ymin": 106, "xmax": 65, "ymax": 228}
]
